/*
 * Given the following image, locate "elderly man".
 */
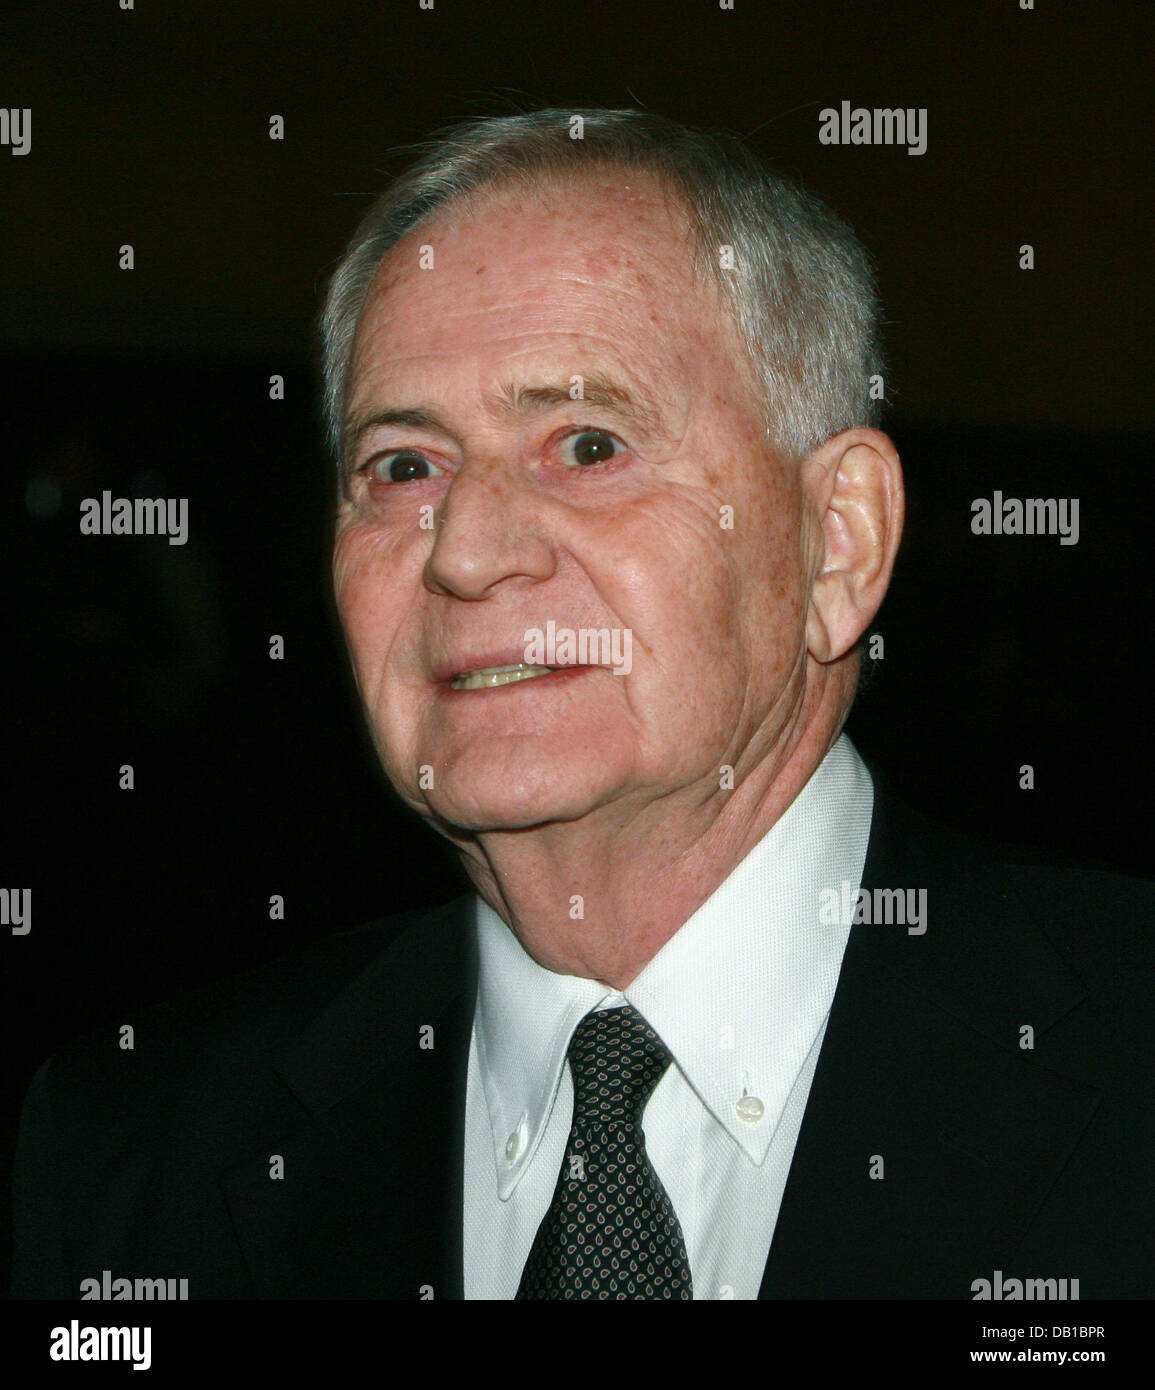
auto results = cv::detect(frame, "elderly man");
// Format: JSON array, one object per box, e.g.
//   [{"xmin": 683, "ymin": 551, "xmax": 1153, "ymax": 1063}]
[{"xmin": 12, "ymin": 110, "xmax": 1151, "ymax": 1301}]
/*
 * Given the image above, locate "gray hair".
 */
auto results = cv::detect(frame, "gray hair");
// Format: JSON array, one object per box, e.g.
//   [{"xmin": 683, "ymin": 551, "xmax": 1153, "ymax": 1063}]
[{"xmin": 320, "ymin": 108, "xmax": 884, "ymax": 470}]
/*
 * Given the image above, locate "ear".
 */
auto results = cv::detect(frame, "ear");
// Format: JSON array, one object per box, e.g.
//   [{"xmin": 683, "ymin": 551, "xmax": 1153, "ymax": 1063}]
[{"xmin": 801, "ymin": 428, "xmax": 905, "ymax": 664}]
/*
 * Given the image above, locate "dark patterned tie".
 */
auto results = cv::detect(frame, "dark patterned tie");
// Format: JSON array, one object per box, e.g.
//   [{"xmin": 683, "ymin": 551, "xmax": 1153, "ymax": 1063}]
[{"xmin": 515, "ymin": 1004, "xmax": 693, "ymax": 1299}]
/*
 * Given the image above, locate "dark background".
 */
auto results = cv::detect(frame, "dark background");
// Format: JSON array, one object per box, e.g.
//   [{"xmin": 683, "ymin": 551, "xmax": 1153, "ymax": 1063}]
[{"xmin": 2, "ymin": 0, "xmax": 1152, "ymax": 1282}]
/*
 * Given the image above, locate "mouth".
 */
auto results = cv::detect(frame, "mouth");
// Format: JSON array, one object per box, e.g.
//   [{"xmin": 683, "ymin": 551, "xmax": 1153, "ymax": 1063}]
[{"xmin": 448, "ymin": 662, "xmax": 557, "ymax": 691}]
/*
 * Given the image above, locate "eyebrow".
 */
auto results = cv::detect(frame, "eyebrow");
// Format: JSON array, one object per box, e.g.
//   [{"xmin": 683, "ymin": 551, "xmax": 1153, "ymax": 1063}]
[
  {"xmin": 343, "ymin": 373, "xmax": 663, "ymax": 464},
  {"xmin": 494, "ymin": 377, "xmax": 663, "ymax": 434},
  {"xmin": 344, "ymin": 407, "xmax": 446, "ymax": 459}
]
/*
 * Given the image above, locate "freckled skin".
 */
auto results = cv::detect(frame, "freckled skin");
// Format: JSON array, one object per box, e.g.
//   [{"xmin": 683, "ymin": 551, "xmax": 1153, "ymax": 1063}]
[{"xmin": 333, "ymin": 170, "xmax": 901, "ymax": 987}]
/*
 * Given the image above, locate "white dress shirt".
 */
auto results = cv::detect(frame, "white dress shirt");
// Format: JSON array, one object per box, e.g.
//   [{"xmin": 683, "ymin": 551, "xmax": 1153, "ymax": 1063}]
[{"xmin": 462, "ymin": 733, "xmax": 873, "ymax": 1299}]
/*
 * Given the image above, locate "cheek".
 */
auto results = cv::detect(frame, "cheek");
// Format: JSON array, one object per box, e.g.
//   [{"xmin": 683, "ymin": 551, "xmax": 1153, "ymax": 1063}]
[
  {"xmin": 332, "ymin": 527, "xmax": 409, "ymax": 671},
  {"xmin": 596, "ymin": 522, "xmax": 748, "ymax": 702},
  {"xmin": 737, "ymin": 466, "xmax": 810, "ymax": 606}
]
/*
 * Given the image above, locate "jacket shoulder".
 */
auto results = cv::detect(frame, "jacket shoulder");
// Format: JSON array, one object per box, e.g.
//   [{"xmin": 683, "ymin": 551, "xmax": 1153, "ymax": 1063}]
[
  {"xmin": 9, "ymin": 896, "xmax": 473, "ymax": 1297},
  {"xmin": 36, "ymin": 894, "xmax": 471, "ymax": 1086}
]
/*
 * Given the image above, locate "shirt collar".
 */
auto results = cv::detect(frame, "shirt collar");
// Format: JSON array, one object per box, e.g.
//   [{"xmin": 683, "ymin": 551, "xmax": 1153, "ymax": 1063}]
[{"xmin": 474, "ymin": 734, "xmax": 873, "ymax": 1196}]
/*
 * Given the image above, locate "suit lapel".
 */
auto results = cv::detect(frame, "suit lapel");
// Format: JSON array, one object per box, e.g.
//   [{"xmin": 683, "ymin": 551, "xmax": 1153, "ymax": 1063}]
[
  {"xmin": 759, "ymin": 781, "xmax": 1097, "ymax": 1298},
  {"xmin": 219, "ymin": 897, "xmax": 476, "ymax": 1298}
]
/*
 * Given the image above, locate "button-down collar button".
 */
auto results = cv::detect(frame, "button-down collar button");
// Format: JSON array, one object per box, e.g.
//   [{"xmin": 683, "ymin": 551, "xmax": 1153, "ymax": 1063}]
[{"xmin": 736, "ymin": 1094, "xmax": 765, "ymax": 1123}]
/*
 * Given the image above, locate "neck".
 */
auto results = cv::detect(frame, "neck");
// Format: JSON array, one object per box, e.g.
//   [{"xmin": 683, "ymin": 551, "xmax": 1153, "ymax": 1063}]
[{"xmin": 452, "ymin": 673, "xmax": 850, "ymax": 989}]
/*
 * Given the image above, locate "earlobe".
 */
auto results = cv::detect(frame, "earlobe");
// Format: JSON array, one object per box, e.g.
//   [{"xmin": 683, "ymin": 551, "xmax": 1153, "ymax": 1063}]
[{"xmin": 805, "ymin": 597, "xmax": 836, "ymax": 664}]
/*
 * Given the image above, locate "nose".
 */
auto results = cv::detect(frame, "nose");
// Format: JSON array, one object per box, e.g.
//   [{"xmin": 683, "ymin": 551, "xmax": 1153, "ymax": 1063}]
[{"xmin": 424, "ymin": 455, "xmax": 557, "ymax": 601}]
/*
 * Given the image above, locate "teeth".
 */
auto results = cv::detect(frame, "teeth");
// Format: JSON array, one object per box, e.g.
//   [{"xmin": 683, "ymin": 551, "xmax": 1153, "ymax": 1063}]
[{"xmin": 449, "ymin": 663, "xmax": 554, "ymax": 691}]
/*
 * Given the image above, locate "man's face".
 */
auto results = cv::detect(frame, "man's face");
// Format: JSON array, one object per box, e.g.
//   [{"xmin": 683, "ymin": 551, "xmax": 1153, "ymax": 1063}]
[{"xmin": 333, "ymin": 170, "xmax": 819, "ymax": 834}]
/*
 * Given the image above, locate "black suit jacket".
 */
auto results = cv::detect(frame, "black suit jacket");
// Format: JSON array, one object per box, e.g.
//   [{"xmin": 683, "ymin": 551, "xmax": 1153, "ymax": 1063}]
[{"xmin": 9, "ymin": 783, "xmax": 1153, "ymax": 1298}]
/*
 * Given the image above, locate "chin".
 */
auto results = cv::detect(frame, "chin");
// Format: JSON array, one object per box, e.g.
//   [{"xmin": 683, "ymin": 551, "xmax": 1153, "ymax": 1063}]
[{"xmin": 421, "ymin": 754, "xmax": 618, "ymax": 834}]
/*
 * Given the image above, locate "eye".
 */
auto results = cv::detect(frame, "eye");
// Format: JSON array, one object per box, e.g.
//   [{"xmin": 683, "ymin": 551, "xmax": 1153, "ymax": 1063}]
[
  {"xmin": 367, "ymin": 451, "xmax": 445, "ymax": 484},
  {"xmin": 559, "ymin": 430, "xmax": 625, "ymax": 468}
]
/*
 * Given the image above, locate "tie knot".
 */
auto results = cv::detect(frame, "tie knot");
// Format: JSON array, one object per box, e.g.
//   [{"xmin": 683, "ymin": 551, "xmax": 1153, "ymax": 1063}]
[{"xmin": 566, "ymin": 1005, "xmax": 672, "ymax": 1125}]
